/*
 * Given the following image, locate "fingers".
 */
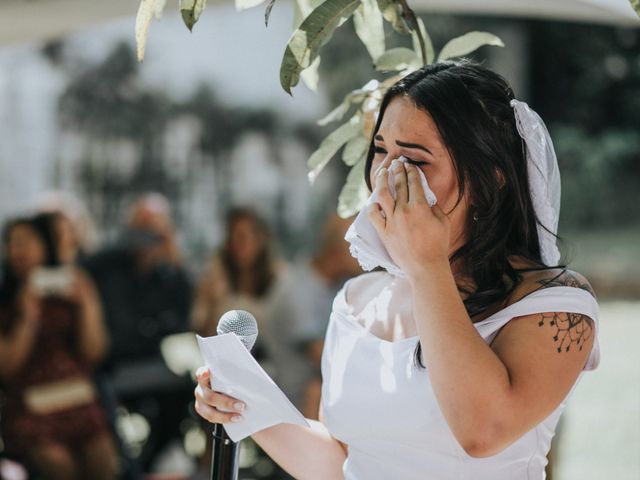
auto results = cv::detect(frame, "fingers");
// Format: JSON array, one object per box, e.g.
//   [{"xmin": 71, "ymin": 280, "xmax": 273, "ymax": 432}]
[
  {"xmin": 391, "ymin": 159, "xmax": 409, "ymax": 206},
  {"xmin": 406, "ymin": 164, "xmax": 428, "ymax": 205},
  {"xmin": 373, "ymin": 157, "xmax": 394, "ymax": 216},
  {"xmin": 368, "ymin": 203, "xmax": 386, "ymax": 233},
  {"xmin": 194, "ymin": 367, "xmax": 246, "ymax": 424},
  {"xmin": 430, "ymin": 203, "xmax": 446, "ymax": 220}
]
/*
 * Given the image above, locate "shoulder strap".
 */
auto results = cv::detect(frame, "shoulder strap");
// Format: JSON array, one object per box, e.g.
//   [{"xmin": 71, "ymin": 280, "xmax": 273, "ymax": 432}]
[{"xmin": 475, "ymin": 286, "xmax": 600, "ymax": 370}]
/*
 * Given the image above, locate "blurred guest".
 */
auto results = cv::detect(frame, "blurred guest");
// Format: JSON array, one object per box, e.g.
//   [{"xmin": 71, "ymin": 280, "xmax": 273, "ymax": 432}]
[
  {"xmin": 263, "ymin": 214, "xmax": 361, "ymax": 418},
  {"xmin": 84, "ymin": 193, "xmax": 192, "ymax": 365},
  {"xmin": 82, "ymin": 193, "xmax": 193, "ymax": 471},
  {"xmin": 0, "ymin": 214, "xmax": 118, "ymax": 480},
  {"xmin": 191, "ymin": 207, "xmax": 282, "ymax": 339},
  {"xmin": 36, "ymin": 191, "xmax": 98, "ymax": 264},
  {"xmin": 191, "ymin": 207, "xmax": 283, "ymax": 479}
]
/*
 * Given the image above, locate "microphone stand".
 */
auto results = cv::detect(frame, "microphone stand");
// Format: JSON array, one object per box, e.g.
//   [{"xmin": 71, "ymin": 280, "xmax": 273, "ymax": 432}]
[{"xmin": 211, "ymin": 423, "xmax": 240, "ymax": 480}]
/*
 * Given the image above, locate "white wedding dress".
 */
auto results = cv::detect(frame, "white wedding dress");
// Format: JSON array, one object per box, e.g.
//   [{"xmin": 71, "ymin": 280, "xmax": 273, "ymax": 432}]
[{"xmin": 321, "ymin": 282, "xmax": 600, "ymax": 480}]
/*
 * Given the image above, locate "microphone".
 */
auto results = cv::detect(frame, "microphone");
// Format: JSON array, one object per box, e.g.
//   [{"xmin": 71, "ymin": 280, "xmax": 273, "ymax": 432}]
[{"xmin": 211, "ymin": 310, "xmax": 258, "ymax": 480}]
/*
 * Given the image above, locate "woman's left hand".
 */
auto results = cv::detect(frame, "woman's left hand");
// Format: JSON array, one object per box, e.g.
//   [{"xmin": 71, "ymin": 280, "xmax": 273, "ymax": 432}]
[{"xmin": 368, "ymin": 159, "xmax": 450, "ymax": 277}]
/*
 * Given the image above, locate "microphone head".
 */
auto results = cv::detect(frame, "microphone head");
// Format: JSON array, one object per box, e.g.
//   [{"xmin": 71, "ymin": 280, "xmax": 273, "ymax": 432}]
[{"xmin": 216, "ymin": 310, "xmax": 258, "ymax": 351}]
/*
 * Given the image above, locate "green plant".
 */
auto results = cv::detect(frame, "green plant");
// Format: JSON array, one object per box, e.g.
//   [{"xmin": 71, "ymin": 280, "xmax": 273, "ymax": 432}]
[{"xmin": 135, "ymin": 0, "xmax": 504, "ymax": 216}]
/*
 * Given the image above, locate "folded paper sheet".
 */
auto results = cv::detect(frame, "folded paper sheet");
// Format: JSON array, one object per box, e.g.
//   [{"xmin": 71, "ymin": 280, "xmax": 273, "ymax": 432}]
[
  {"xmin": 345, "ymin": 157, "xmax": 437, "ymax": 277},
  {"xmin": 196, "ymin": 333, "xmax": 309, "ymax": 442}
]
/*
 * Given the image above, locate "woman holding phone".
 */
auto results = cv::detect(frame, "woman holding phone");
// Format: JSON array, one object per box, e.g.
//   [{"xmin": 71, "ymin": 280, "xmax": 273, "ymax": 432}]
[
  {"xmin": 194, "ymin": 60, "xmax": 600, "ymax": 479},
  {"xmin": 0, "ymin": 214, "xmax": 118, "ymax": 480}
]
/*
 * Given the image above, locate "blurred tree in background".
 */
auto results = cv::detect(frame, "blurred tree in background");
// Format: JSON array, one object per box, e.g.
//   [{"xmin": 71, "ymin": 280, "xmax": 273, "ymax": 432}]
[{"xmin": 530, "ymin": 22, "xmax": 640, "ymax": 229}]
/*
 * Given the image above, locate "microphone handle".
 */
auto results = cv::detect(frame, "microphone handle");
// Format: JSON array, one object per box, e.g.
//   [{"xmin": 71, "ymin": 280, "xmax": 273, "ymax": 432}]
[{"xmin": 211, "ymin": 423, "xmax": 240, "ymax": 480}]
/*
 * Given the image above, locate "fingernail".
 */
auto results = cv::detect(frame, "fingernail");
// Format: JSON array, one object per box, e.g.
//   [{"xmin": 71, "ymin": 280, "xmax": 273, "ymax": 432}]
[
  {"xmin": 231, "ymin": 415, "xmax": 243, "ymax": 423},
  {"xmin": 234, "ymin": 402, "xmax": 245, "ymax": 411}
]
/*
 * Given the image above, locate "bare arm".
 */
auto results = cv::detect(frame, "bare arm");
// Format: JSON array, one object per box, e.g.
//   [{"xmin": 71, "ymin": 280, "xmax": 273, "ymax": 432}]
[
  {"xmin": 0, "ymin": 288, "xmax": 40, "ymax": 379},
  {"xmin": 74, "ymin": 270, "xmax": 109, "ymax": 366},
  {"xmin": 194, "ymin": 367, "xmax": 346, "ymax": 479},
  {"xmin": 371, "ymin": 163, "xmax": 595, "ymax": 457},
  {"xmin": 409, "ymin": 263, "xmax": 594, "ymax": 456}
]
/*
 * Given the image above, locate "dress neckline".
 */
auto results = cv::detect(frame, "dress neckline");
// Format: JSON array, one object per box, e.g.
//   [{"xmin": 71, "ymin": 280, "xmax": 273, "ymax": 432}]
[{"xmin": 336, "ymin": 284, "xmax": 595, "ymax": 346}]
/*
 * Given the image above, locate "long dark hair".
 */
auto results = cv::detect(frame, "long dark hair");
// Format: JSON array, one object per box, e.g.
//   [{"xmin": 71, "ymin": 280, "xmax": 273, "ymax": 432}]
[
  {"xmin": 364, "ymin": 60, "xmax": 561, "ymax": 365},
  {"xmin": 0, "ymin": 213, "xmax": 60, "ymax": 306},
  {"xmin": 220, "ymin": 207, "xmax": 276, "ymax": 298}
]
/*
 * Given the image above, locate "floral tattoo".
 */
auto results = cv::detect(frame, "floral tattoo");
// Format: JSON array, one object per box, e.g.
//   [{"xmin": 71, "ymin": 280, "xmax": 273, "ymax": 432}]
[
  {"xmin": 535, "ymin": 270, "xmax": 595, "ymax": 353},
  {"xmin": 536, "ymin": 312, "xmax": 593, "ymax": 353}
]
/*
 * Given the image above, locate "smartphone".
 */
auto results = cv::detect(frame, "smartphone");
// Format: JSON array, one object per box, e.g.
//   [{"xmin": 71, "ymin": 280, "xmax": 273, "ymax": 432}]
[{"xmin": 30, "ymin": 267, "xmax": 75, "ymax": 297}]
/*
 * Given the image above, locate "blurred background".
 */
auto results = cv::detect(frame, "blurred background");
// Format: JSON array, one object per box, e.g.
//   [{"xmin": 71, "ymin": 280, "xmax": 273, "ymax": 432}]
[{"xmin": 0, "ymin": 0, "xmax": 638, "ymax": 479}]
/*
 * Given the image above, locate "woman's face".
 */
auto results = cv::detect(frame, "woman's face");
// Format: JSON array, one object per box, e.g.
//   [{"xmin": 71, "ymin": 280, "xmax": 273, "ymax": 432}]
[
  {"xmin": 6, "ymin": 224, "xmax": 46, "ymax": 278},
  {"xmin": 370, "ymin": 96, "xmax": 470, "ymax": 253},
  {"xmin": 228, "ymin": 218, "xmax": 265, "ymax": 269}
]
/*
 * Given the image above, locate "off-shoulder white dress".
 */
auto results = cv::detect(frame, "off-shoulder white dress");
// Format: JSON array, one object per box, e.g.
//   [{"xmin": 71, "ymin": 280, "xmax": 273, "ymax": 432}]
[{"xmin": 321, "ymin": 284, "xmax": 600, "ymax": 480}]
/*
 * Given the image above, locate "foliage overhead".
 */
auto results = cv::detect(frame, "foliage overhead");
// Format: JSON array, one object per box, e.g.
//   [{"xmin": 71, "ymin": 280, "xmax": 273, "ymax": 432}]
[
  {"xmin": 134, "ymin": 0, "xmax": 504, "ymax": 216},
  {"xmin": 181, "ymin": 0, "xmax": 209, "ymax": 31}
]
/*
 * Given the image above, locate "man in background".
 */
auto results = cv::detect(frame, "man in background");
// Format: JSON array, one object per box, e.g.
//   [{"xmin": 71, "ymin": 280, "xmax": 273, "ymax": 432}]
[{"xmin": 83, "ymin": 193, "xmax": 193, "ymax": 471}]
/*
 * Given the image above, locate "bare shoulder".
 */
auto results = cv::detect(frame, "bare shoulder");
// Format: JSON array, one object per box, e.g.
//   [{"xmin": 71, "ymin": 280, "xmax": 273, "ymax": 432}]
[
  {"xmin": 509, "ymin": 267, "xmax": 596, "ymax": 303},
  {"xmin": 497, "ymin": 268, "xmax": 596, "ymax": 353}
]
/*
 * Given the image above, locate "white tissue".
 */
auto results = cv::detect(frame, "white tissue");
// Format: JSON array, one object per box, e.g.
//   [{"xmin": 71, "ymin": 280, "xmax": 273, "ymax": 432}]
[{"xmin": 345, "ymin": 156, "xmax": 437, "ymax": 277}]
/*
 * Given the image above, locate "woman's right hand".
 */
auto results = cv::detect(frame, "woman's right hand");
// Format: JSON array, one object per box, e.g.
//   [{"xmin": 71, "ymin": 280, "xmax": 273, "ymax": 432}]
[{"xmin": 194, "ymin": 366, "xmax": 246, "ymax": 424}]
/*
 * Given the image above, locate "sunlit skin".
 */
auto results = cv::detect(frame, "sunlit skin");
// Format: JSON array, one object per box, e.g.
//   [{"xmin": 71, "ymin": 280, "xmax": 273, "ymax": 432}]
[
  {"xmin": 193, "ymin": 96, "xmax": 596, "ymax": 474},
  {"xmin": 369, "ymin": 96, "xmax": 470, "ymax": 264},
  {"xmin": 228, "ymin": 218, "xmax": 265, "ymax": 270},
  {"xmin": 7, "ymin": 225, "xmax": 46, "ymax": 280}
]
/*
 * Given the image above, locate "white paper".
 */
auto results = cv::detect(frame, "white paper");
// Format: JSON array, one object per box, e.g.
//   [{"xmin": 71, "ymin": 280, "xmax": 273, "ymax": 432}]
[{"xmin": 196, "ymin": 333, "xmax": 309, "ymax": 442}]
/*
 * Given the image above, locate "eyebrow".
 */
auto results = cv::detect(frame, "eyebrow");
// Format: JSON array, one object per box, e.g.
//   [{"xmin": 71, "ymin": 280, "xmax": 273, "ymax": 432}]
[{"xmin": 375, "ymin": 134, "xmax": 432, "ymax": 154}]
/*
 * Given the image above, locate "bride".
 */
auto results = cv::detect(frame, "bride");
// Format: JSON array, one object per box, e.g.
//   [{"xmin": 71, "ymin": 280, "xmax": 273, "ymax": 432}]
[{"xmin": 194, "ymin": 59, "xmax": 599, "ymax": 479}]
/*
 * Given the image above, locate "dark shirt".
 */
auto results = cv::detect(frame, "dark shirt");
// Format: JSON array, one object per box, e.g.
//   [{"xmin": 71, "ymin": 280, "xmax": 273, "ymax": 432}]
[{"xmin": 83, "ymin": 247, "xmax": 192, "ymax": 368}]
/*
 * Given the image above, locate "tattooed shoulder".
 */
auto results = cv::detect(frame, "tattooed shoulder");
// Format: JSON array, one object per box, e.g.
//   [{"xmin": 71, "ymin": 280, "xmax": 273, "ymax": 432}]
[
  {"xmin": 536, "ymin": 311, "xmax": 594, "ymax": 353},
  {"xmin": 537, "ymin": 269, "xmax": 596, "ymax": 298}
]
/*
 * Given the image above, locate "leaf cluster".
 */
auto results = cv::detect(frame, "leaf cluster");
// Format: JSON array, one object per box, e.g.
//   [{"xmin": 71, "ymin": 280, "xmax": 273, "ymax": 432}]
[{"xmin": 133, "ymin": 0, "xmax": 505, "ymax": 216}]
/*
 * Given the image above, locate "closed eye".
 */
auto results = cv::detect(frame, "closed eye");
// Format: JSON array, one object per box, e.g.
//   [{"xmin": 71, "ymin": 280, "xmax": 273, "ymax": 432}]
[
  {"xmin": 373, "ymin": 146, "xmax": 387, "ymax": 155},
  {"xmin": 374, "ymin": 145, "xmax": 429, "ymax": 166},
  {"xmin": 406, "ymin": 158, "xmax": 429, "ymax": 167}
]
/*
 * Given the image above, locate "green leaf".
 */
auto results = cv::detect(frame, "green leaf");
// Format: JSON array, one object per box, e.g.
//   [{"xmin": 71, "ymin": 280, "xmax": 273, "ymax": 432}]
[
  {"xmin": 301, "ymin": 56, "xmax": 321, "ymax": 92},
  {"xmin": 317, "ymin": 79, "xmax": 378, "ymax": 126},
  {"xmin": 437, "ymin": 31, "xmax": 504, "ymax": 62},
  {"xmin": 342, "ymin": 135, "xmax": 370, "ymax": 166},
  {"xmin": 376, "ymin": 0, "xmax": 410, "ymax": 34},
  {"xmin": 630, "ymin": 0, "xmax": 640, "ymax": 16},
  {"xmin": 264, "ymin": 0, "xmax": 276, "ymax": 26},
  {"xmin": 317, "ymin": 100, "xmax": 352, "ymax": 127},
  {"xmin": 353, "ymin": 0, "xmax": 386, "ymax": 61},
  {"xmin": 308, "ymin": 115, "xmax": 363, "ymax": 183},
  {"xmin": 375, "ymin": 47, "xmax": 420, "ymax": 72},
  {"xmin": 338, "ymin": 159, "xmax": 369, "ymax": 218},
  {"xmin": 281, "ymin": 0, "xmax": 361, "ymax": 94},
  {"xmin": 235, "ymin": 0, "xmax": 266, "ymax": 11},
  {"xmin": 293, "ymin": 0, "xmax": 324, "ymax": 24},
  {"xmin": 411, "ymin": 17, "xmax": 434, "ymax": 65},
  {"xmin": 180, "ymin": 0, "xmax": 208, "ymax": 32},
  {"xmin": 135, "ymin": 0, "xmax": 167, "ymax": 61}
]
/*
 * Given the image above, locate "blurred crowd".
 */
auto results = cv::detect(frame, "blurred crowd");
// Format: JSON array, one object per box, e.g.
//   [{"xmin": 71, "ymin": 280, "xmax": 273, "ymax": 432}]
[{"xmin": 0, "ymin": 191, "xmax": 361, "ymax": 480}]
